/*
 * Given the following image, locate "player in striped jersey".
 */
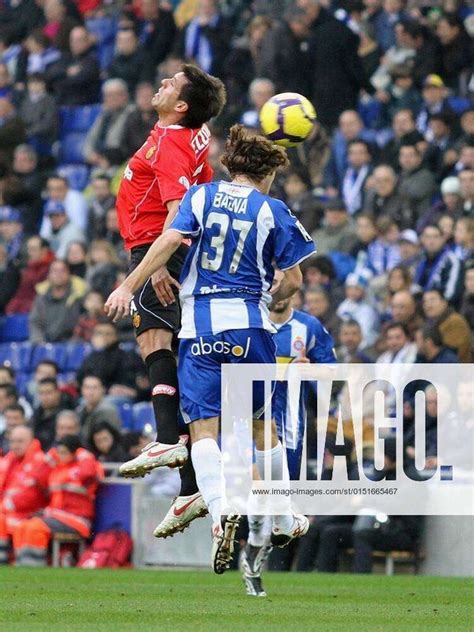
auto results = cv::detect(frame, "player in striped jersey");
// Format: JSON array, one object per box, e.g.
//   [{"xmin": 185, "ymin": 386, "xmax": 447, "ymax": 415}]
[
  {"xmin": 106, "ymin": 125, "xmax": 315, "ymax": 574},
  {"xmin": 242, "ymin": 289, "xmax": 336, "ymax": 596}
]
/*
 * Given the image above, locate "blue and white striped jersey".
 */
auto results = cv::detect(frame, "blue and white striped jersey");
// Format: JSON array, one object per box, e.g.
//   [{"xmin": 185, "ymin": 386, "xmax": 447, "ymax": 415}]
[
  {"xmin": 273, "ymin": 310, "xmax": 336, "ymax": 456},
  {"xmin": 170, "ymin": 181, "xmax": 315, "ymax": 338}
]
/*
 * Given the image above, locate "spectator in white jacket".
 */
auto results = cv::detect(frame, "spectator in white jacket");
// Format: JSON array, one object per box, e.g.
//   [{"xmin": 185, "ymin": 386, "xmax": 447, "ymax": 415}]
[
  {"xmin": 337, "ymin": 271, "xmax": 379, "ymax": 347},
  {"xmin": 42, "ymin": 200, "xmax": 85, "ymax": 259},
  {"xmin": 40, "ymin": 174, "xmax": 88, "ymax": 237}
]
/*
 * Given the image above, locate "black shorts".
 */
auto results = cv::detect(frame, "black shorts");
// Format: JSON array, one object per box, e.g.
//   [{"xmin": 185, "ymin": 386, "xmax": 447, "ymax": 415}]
[{"xmin": 128, "ymin": 243, "xmax": 188, "ymax": 337}]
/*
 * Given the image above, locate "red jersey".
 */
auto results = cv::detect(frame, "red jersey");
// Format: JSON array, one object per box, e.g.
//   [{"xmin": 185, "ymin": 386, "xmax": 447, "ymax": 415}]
[{"xmin": 117, "ymin": 122, "xmax": 213, "ymax": 250}]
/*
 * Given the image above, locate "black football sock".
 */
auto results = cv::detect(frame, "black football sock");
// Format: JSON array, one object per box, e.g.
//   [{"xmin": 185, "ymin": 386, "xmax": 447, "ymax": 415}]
[
  {"xmin": 145, "ymin": 349, "xmax": 180, "ymax": 445},
  {"xmin": 178, "ymin": 443, "xmax": 199, "ymax": 496}
]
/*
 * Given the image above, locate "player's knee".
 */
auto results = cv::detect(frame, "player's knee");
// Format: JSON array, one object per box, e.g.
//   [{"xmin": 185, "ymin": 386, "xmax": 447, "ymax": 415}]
[
  {"xmin": 137, "ymin": 329, "xmax": 172, "ymax": 359},
  {"xmin": 253, "ymin": 419, "xmax": 278, "ymax": 450}
]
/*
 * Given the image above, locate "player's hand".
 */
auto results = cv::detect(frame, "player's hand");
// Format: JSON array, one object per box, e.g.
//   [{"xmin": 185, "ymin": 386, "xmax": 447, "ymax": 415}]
[
  {"xmin": 152, "ymin": 267, "xmax": 181, "ymax": 307},
  {"xmin": 104, "ymin": 285, "xmax": 133, "ymax": 322}
]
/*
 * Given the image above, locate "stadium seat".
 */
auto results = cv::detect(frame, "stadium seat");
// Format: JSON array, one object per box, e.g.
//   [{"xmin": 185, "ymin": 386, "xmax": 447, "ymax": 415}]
[
  {"xmin": 65, "ymin": 342, "xmax": 92, "ymax": 371},
  {"xmin": 0, "ymin": 314, "xmax": 29, "ymax": 343},
  {"xmin": 98, "ymin": 42, "xmax": 115, "ymax": 71},
  {"xmin": 85, "ymin": 17, "xmax": 116, "ymax": 46},
  {"xmin": 57, "ymin": 165, "xmax": 91, "ymax": 191},
  {"xmin": 59, "ymin": 104, "xmax": 102, "ymax": 136},
  {"xmin": 118, "ymin": 402, "xmax": 134, "ymax": 430},
  {"xmin": 447, "ymin": 96, "xmax": 471, "ymax": 115},
  {"xmin": 132, "ymin": 402, "xmax": 156, "ymax": 432},
  {"xmin": 357, "ymin": 99, "xmax": 383, "ymax": 130},
  {"xmin": 58, "ymin": 132, "xmax": 87, "ymax": 165},
  {"xmin": 30, "ymin": 344, "xmax": 68, "ymax": 371},
  {"xmin": 15, "ymin": 371, "xmax": 31, "ymax": 397}
]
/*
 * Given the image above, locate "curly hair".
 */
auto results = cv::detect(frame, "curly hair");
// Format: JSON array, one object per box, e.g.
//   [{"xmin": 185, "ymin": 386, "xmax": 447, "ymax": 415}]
[{"xmin": 220, "ymin": 124, "xmax": 289, "ymax": 181}]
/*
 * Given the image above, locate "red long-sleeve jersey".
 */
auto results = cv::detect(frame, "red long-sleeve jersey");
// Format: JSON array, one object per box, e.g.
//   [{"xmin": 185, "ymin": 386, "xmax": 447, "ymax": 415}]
[{"xmin": 116, "ymin": 122, "xmax": 213, "ymax": 250}]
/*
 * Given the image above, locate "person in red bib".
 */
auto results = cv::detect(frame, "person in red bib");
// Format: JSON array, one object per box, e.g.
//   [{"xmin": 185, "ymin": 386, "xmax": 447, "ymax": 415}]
[
  {"xmin": 0, "ymin": 426, "xmax": 50, "ymax": 564},
  {"xmin": 12, "ymin": 435, "xmax": 103, "ymax": 566},
  {"xmin": 115, "ymin": 64, "xmax": 226, "ymax": 536}
]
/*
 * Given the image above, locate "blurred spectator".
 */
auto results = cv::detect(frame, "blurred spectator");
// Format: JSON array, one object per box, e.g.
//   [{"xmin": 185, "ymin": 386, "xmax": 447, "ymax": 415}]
[
  {"xmin": 341, "ymin": 140, "xmax": 373, "ymax": 215},
  {"xmin": 422, "ymin": 288, "xmax": 471, "ymax": 362},
  {"xmin": 77, "ymin": 321, "xmax": 143, "ymax": 400},
  {"xmin": 122, "ymin": 83, "xmax": 157, "ymax": 159},
  {"xmin": 14, "ymin": 30, "xmax": 61, "ymax": 88},
  {"xmin": 65, "ymin": 240, "xmax": 87, "ymax": 277},
  {"xmin": 459, "ymin": 168, "xmax": 474, "ymax": 214},
  {"xmin": 364, "ymin": 164, "xmax": 407, "ymax": 227},
  {"xmin": 108, "ymin": 28, "xmax": 155, "ymax": 96},
  {"xmin": 0, "ymin": 426, "xmax": 49, "ymax": 564},
  {"xmin": 73, "ymin": 290, "xmax": 105, "ymax": 342},
  {"xmin": 122, "ymin": 430, "xmax": 149, "ymax": 459},
  {"xmin": 0, "ymin": 0, "xmax": 44, "ymax": 46},
  {"xmin": 324, "ymin": 110, "xmax": 375, "ymax": 192},
  {"xmin": 363, "ymin": 215, "xmax": 401, "ymax": 276},
  {"xmin": 389, "ymin": 289, "xmax": 423, "ymax": 337},
  {"xmin": 0, "ymin": 33, "xmax": 22, "ymax": 80},
  {"xmin": 11, "ymin": 145, "xmax": 43, "ymax": 235},
  {"xmin": 85, "ymin": 239, "xmax": 119, "ymax": 298},
  {"xmin": 5, "ymin": 236, "xmax": 54, "ymax": 314},
  {"xmin": 89, "ymin": 420, "xmax": 128, "ymax": 463},
  {"xmin": 12, "ymin": 434, "xmax": 102, "ymax": 566},
  {"xmin": 424, "ymin": 113, "xmax": 458, "ymax": 181},
  {"xmin": 41, "ymin": 200, "xmax": 85, "ymax": 259},
  {"xmin": 417, "ymin": 175, "xmax": 463, "ymax": 232},
  {"xmin": 378, "ymin": 64, "xmax": 422, "ymax": 124},
  {"xmin": 0, "ymin": 62, "xmax": 16, "ymax": 101},
  {"xmin": 27, "ymin": 360, "xmax": 59, "ymax": 407},
  {"xmin": 394, "ymin": 21, "xmax": 441, "ymax": 89},
  {"xmin": 416, "ymin": 324, "xmax": 459, "ymax": 363},
  {"xmin": 41, "ymin": 174, "xmax": 88, "ymax": 236},
  {"xmin": 436, "ymin": 12, "xmax": 473, "ymax": 91},
  {"xmin": 31, "ymin": 377, "xmax": 75, "ymax": 450},
  {"xmin": 18, "ymin": 73, "xmax": 58, "ymax": 152},
  {"xmin": 175, "ymin": 0, "xmax": 231, "ymax": 78},
  {"xmin": 416, "ymin": 74, "xmax": 455, "ymax": 137},
  {"xmin": 302, "ymin": 255, "xmax": 344, "ymax": 305},
  {"xmin": 0, "ymin": 206, "xmax": 23, "ymax": 261},
  {"xmin": 460, "ymin": 264, "xmax": 474, "ymax": 329},
  {"xmin": 76, "ymin": 375, "xmax": 121, "ymax": 441},
  {"xmin": 456, "ymin": 109, "xmax": 474, "ymax": 148},
  {"xmin": 287, "ymin": 121, "xmax": 331, "ymax": 188},
  {"xmin": 240, "ymin": 77, "xmax": 274, "ymax": 129},
  {"xmin": 336, "ymin": 319, "xmax": 371, "ymax": 362},
  {"xmin": 365, "ymin": 0, "xmax": 406, "ymax": 53},
  {"xmin": 398, "ymin": 142, "xmax": 437, "ymax": 222},
  {"xmin": 49, "ymin": 25, "xmax": 101, "ymax": 105},
  {"xmin": 0, "ymin": 404, "xmax": 27, "ymax": 455},
  {"xmin": 358, "ymin": 23, "xmax": 382, "ymax": 82},
  {"xmin": 379, "ymin": 108, "xmax": 417, "ymax": 169},
  {"xmin": 104, "ymin": 206, "xmax": 126, "ymax": 261},
  {"xmin": 139, "ymin": 0, "xmax": 176, "ymax": 67},
  {"xmin": 298, "ymin": 0, "xmax": 374, "ymax": 129},
  {"xmin": 86, "ymin": 174, "xmax": 116, "ymax": 242},
  {"xmin": 0, "ymin": 98, "xmax": 25, "ymax": 166},
  {"xmin": 453, "ymin": 217, "xmax": 473, "ymax": 260},
  {"xmin": 53, "ymin": 409, "xmax": 80, "ymax": 444},
  {"xmin": 337, "ymin": 272, "xmax": 379, "ymax": 347},
  {"xmin": 376, "ymin": 321, "xmax": 417, "ymax": 363},
  {"xmin": 350, "ymin": 213, "xmax": 377, "ymax": 259},
  {"xmin": 42, "ymin": 0, "xmax": 79, "ymax": 52},
  {"xmin": 259, "ymin": 8, "xmax": 311, "ymax": 96},
  {"xmin": 0, "ymin": 384, "xmax": 19, "ymax": 433},
  {"xmin": 414, "ymin": 224, "xmax": 464, "ymax": 305},
  {"xmin": 304, "ymin": 287, "xmax": 342, "ymax": 342},
  {"xmin": 311, "ymin": 199, "xmax": 357, "ymax": 255},
  {"xmin": 0, "ymin": 366, "xmax": 32, "ymax": 420},
  {"xmin": 397, "ymin": 229, "xmax": 421, "ymax": 273},
  {"xmin": 283, "ymin": 168, "xmax": 322, "ymax": 233},
  {"xmin": 84, "ymin": 79, "xmax": 135, "ymax": 168},
  {"xmin": 29, "ymin": 259, "xmax": 86, "ymax": 344}
]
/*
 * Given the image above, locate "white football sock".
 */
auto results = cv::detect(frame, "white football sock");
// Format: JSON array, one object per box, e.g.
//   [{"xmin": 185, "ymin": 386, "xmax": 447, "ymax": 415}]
[
  {"xmin": 191, "ymin": 438, "xmax": 225, "ymax": 525},
  {"xmin": 248, "ymin": 515, "xmax": 272, "ymax": 547},
  {"xmin": 255, "ymin": 442, "xmax": 293, "ymax": 533}
]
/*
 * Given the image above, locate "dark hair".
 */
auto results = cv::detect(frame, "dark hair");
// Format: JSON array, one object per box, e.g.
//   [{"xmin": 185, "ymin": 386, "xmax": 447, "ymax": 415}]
[
  {"xmin": 399, "ymin": 19, "xmax": 425, "ymax": 40},
  {"xmin": 399, "ymin": 141, "xmax": 420, "ymax": 154},
  {"xmin": 38, "ymin": 377, "xmax": 58, "ymax": 389},
  {"xmin": 57, "ymin": 434, "xmax": 82, "ymax": 454},
  {"xmin": 422, "ymin": 324, "xmax": 443, "ymax": 347},
  {"xmin": 35, "ymin": 359, "xmax": 59, "ymax": 374},
  {"xmin": 221, "ymin": 124, "xmax": 289, "ymax": 181},
  {"xmin": 82, "ymin": 374, "xmax": 106, "ymax": 388},
  {"xmin": 178, "ymin": 64, "xmax": 226, "ymax": 128},
  {"xmin": 48, "ymin": 174, "xmax": 69, "ymax": 186},
  {"xmin": 0, "ymin": 364, "xmax": 15, "ymax": 380},
  {"xmin": 438, "ymin": 12, "xmax": 464, "ymax": 31},
  {"xmin": 304, "ymin": 255, "xmax": 336, "ymax": 280},
  {"xmin": 423, "ymin": 288, "xmax": 446, "ymax": 301},
  {"xmin": 28, "ymin": 28, "xmax": 51, "ymax": 49},
  {"xmin": 5, "ymin": 403, "xmax": 25, "ymax": 415},
  {"xmin": 385, "ymin": 321, "xmax": 409, "ymax": 337},
  {"xmin": 51, "ymin": 259, "xmax": 71, "ymax": 274},
  {"xmin": 92, "ymin": 173, "xmax": 111, "ymax": 184},
  {"xmin": 348, "ymin": 139, "xmax": 372, "ymax": 157},
  {"xmin": 429, "ymin": 112, "xmax": 453, "ymax": 127},
  {"xmin": 27, "ymin": 72, "xmax": 46, "ymax": 83},
  {"xmin": 389, "ymin": 264, "xmax": 412, "ymax": 287},
  {"xmin": 341, "ymin": 318, "xmax": 361, "ymax": 331},
  {"xmin": 0, "ymin": 384, "xmax": 18, "ymax": 399},
  {"xmin": 422, "ymin": 223, "xmax": 443, "ymax": 235}
]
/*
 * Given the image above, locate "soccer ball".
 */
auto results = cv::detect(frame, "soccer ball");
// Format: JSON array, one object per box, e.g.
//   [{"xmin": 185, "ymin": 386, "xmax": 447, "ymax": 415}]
[{"xmin": 259, "ymin": 92, "xmax": 317, "ymax": 148}]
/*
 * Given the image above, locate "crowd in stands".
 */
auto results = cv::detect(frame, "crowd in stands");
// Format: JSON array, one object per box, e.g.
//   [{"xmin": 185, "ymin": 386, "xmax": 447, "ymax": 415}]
[{"xmin": 0, "ymin": 0, "xmax": 472, "ymax": 570}]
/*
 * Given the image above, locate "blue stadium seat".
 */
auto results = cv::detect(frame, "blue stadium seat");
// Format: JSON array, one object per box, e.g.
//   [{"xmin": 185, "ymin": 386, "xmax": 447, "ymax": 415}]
[
  {"xmin": 58, "ymin": 132, "xmax": 87, "ymax": 165},
  {"xmin": 98, "ymin": 42, "xmax": 115, "ymax": 71},
  {"xmin": 357, "ymin": 99, "xmax": 383, "ymax": 130},
  {"xmin": 65, "ymin": 342, "xmax": 91, "ymax": 371},
  {"xmin": 59, "ymin": 104, "xmax": 102, "ymax": 136},
  {"xmin": 16, "ymin": 371, "xmax": 31, "ymax": 397},
  {"xmin": 447, "ymin": 96, "xmax": 471, "ymax": 116},
  {"xmin": 118, "ymin": 402, "xmax": 134, "ymax": 430},
  {"xmin": 132, "ymin": 402, "xmax": 156, "ymax": 432},
  {"xmin": 0, "ymin": 342, "xmax": 18, "ymax": 369},
  {"xmin": 30, "ymin": 344, "xmax": 68, "ymax": 371},
  {"xmin": 0, "ymin": 314, "xmax": 29, "ymax": 343},
  {"xmin": 57, "ymin": 165, "xmax": 91, "ymax": 191},
  {"xmin": 85, "ymin": 17, "xmax": 116, "ymax": 46}
]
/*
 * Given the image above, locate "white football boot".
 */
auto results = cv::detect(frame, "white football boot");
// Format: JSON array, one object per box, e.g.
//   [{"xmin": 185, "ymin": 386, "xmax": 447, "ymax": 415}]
[
  {"xmin": 270, "ymin": 513, "xmax": 309, "ymax": 547},
  {"xmin": 211, "ymin": 514, "xmax": 241, "ymax": 575},
  {"xmin": 153, "ymin": 492, "xmax": 208, "ymax": 538},
  {"xmin": 119, "ymin": 435, "xmax": 188, "ymax": 478}
]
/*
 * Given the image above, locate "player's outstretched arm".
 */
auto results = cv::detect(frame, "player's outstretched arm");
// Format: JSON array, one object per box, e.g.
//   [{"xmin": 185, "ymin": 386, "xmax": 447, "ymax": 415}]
[
  {"xmin": 105, "ymin": 229, "xmax": 183, "ymax": 321},
  {"xmin": 269, "ymin": 265, "xmax": 302, "ymax": 306}
]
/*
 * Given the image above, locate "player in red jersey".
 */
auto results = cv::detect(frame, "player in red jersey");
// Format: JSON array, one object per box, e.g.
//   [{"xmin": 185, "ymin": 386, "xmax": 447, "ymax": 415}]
[{"xmin": 116, "ymin": 65, "xmax": 226, "ymax": 536}]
